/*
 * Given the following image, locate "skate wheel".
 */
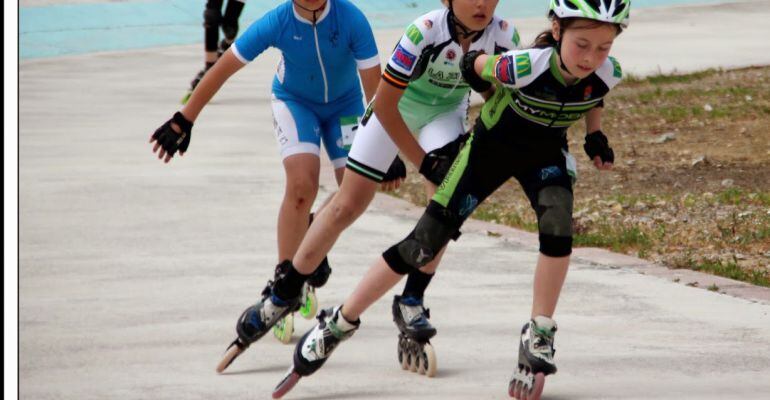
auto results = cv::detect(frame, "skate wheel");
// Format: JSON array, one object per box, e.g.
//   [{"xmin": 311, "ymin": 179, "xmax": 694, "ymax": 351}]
[
  {"xmin": 408, "ymin": 343, "xmax": 419, "ymax": 373},
  {"xmin": 509, "ymin": 379, "xmax": 523, "ymax": 399},
  {"xmin": 216, "ymin": 342, "xmax": 245, "ymax": 373},
  {"xmin": 273, "ymin": 313, "xmax": 294, "ymax": 344},
  {"xmin": 417, "ymin": 343, "xmax": 437, "ymax": 377},
  {"xmin": 299, "ymin": 285, "xmax": 317, "ymax": 320},
  {"xmin": 526, "ymin": 373, "xmax": 545, "ymax": 400},
  {"xmin": 272, "ymin": 369, "xmax": 301, "ymax": 399},
  {"xmin": 397, "ymin": 337, "xmax": 408, "ymax": 370}
]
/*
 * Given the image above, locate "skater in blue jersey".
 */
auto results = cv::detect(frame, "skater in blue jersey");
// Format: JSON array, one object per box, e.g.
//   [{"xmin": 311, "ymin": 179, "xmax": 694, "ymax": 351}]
[
  {"xmin": 148, "ymin": 0, "xmax": 382, "ymax": 369},
  {"xmin": 273, "ymin": 1, "xmax": 631, "ymax": 399}
]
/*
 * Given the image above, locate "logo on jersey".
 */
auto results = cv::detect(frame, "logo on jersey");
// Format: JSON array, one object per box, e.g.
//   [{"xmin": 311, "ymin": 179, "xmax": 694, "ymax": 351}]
[
  {"xmin": 423, "ymin": 19, "xmax": 433, "ymax": 29},
  {"xmin": 583, "ymin": 85, "xmax": 593, "ymax": 100},
  {"xmin": 609, "ymin": 56, "xmax": 622, "ymax": 78},
  {"xmin": 515, "ymin": 53, "xmax": 532, "ymax": 78},
  {"xmin": 540, "ymin": 166, "xmax": 563, "ymax": 181},
  {"xmin": 495, "ymin": 56, "xmax": 515, "ymax": 83},
  {"xmin": 499, "ymin": 20, "xmax": 508, "ymax": 31},
  {"xmin": 392, "ymin": 44, "xmax": 417, "ymax": 71},
  {"xmin": 405, "ymin": 24, "xmax": 424, "ymax": 45},
  {"xmin": 459, "ymin": 194, "xmax": 479, "ymax": 217},
  {"xmin": 446, "ymin": 49, "xmax": 456, "ymax": 61},
  {"xmin": 512, "ymin": 28, "xmax": 521, "ymax": 48}
]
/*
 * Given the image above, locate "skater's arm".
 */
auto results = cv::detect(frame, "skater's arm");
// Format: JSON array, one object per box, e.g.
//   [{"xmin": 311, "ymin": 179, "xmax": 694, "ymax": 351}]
[
  {"xmin": 585, "ymin": 106, "xmax": 602, "ymax": 133},
  {"xmin": 180, "ymin": 50, "xmax": 245, "ymax": 122},
  {"xmin": 358, "ymin": 64, "xmax": 381, "ymax": 105},
  {"xmin": 373, "ymin": 83, "xmax": 424, "ymax": 169}
]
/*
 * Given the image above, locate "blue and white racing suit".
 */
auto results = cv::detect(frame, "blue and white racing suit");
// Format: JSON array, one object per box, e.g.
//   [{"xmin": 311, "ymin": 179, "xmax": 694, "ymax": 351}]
[{"xmin": 232, "ymin": 0, "xmax": 379, "ymax": 167}]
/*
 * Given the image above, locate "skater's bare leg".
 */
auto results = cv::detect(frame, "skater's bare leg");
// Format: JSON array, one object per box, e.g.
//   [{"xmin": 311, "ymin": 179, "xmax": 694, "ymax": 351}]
[
  {"xmin": 277, "ymin": 153, "xmax": 321, "ymax": 261},
  {"xmin": 333, "ymin": 166, "xmax": 345, "ymax": 186},
  {"xmin": 530, "ymin": 254, "xmax": 570, "ymax": 318},
  {"xmin": 341, "ymin": 256, "xmax": 403, "ymax": 321},
  {"xmin": 292, "ymin": 172, "xmax": 378, "ymax": 274},
  {"xmin": 205, "ymin": 51, "xmax": 218, "ymax": 64},
  {"xmin": 305, "ymin": 166, "xmax": 344, "ymax": 225}
]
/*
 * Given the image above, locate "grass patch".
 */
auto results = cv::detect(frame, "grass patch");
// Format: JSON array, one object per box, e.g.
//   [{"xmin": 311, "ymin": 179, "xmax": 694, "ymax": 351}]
[
  {"xmin": 574, "ymin": 224, "xmax": 652, "ymax": 253},
  {"xmin": 473, "ymin": 206, "xmax": 539, "ymax": 232},
  {"xmin": 673, "ymin": 258, "xmax": 770, "ymax": 287}
]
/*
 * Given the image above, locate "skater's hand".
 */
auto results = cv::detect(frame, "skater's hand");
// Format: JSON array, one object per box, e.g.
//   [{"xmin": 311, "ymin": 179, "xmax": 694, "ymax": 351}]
[
  {"xmin": 583, "ymin": 130, "xmax": 614, "ymax": 171},
  {"xmin": 380, "ymin": 156, "xmax": 406, "ymax": 191},
  {"xmin": 150, "ymin": 112, "xmax": 193, "ymax": 163},
  {"xmin": 592, "ymin": 156, "xmax": 613, "ymax": 171},
  {"xmin": 380, "ymin": 178, "xmax": 402, "ymax": 192},
  {"xmin": 419, "ymin": 133, "xmax": 468, "ymax": 186}
]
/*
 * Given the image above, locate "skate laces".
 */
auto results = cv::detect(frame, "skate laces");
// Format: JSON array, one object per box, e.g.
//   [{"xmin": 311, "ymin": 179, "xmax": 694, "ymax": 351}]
[
  {"xmin": 400, "ymin": 297, "xmax": 430, "ymax": 326},
  {"xmin": 529, "ymin": 318, "xmax": 557, "ymax": 357},
  {"xmin": 322, "ymin": 307, "xmax": 359, "ymax": 340},
  {"xmin": 249, "ymin": 295, "xmax": 290, "ymax": 329}
]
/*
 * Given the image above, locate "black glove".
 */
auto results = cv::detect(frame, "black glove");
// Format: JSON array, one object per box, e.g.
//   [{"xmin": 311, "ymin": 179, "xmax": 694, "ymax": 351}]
[
  {"xmin": 460, "ymin": 50, "xmax": 491, "ymax": 93},
  {"xmin": 583, "ymin": 130, "xmax": 614, "ymax": 164},
  {"xmin": 419, "ymin": 134, "xmax": 468, "ymax": 185},
  {"xmin": 382, "ymin": 155, "xmax": 407, "ymax": 183},
  {"xmin": 152, "ymin": 112, "xmax": 193, "ymax": 157}
]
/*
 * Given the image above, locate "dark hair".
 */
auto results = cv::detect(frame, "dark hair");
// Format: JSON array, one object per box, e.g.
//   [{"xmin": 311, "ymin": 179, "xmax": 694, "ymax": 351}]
[{"xmin": 532, "ymin": 16, "xmax": 623, "ymax": 48}]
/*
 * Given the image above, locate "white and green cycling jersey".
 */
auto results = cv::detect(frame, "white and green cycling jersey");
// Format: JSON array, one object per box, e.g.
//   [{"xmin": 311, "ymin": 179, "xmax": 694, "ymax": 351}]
[
  {"xmin": 346, "ymin": 9, "xmax": 521, "ymax": 182},
  {"xmin": 382, "ymin": 8, "xmax": 521, "ymax": 129}
]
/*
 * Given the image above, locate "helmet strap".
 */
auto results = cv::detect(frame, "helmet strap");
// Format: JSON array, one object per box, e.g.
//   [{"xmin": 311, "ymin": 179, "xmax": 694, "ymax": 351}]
[
  {"xmin": 554, "ymin": 25, "xmax": 577, "ymax": 79},
  {"xmin": 449, "ymin": 9, "xmax": 484, "ymax": 40},
  {"xmin": 293, "ymin": 0, "xmax": 327, "ymax": 25}
]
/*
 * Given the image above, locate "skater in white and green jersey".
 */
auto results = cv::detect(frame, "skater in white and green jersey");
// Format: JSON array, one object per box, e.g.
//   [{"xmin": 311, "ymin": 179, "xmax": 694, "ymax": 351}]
[
  {"xmin": 275, "ymin": 1, "xmax": 631, "ymax": 399},
  {"xmin": 251, "ymin": 0, "xmax": 520, "ymax": 382}
]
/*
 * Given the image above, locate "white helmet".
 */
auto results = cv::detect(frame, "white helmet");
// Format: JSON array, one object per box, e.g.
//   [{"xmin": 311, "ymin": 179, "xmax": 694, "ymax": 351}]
[{"xmin": 549, "ymin": 0, "xmax": 631, "ymax": 28}]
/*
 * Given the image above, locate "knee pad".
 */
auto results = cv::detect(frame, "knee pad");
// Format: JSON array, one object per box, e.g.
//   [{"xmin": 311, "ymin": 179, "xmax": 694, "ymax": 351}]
[
  {"xmin": 203, "ymin": 3, "xmax": 223, "ymax": 28},
  {"xmin": 536, "ymin": 186, "xmax": 573, "ymax": 257},
  {"xmin": 222, "ymin": 0, "xmax": 245, "ymax": 40},
  {"xmin": 204, "ymin": 2, "xmax": 223, "ymax": 51},
  {"xmin": 383, "ymin": 209, "xmax": 460, "ymax": 275}
]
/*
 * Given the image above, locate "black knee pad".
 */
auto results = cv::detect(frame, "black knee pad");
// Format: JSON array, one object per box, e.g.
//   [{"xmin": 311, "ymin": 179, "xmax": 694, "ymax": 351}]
[
  {"xmin": 539, "ymin": 234, "xmax": 572, "ymax": 257},
  {"xmin": 222, "ymin": 0, "xmax": 245, "ymax": 40},
  {"xmin": 382, "ymin": 207, "xmax": 460, "ymax": 275},
  {"xmin": 204, "ymin": 1, "xmax": 223, "ymax": 52},
  {"xmin": 536, "ymin": 186, "xmax": 573, "ymax": 257}
]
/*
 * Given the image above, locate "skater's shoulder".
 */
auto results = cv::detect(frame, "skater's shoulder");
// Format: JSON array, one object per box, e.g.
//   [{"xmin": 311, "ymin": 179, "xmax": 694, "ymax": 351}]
[
  {"xmin": 593, "ymin": 55, "xmax": 623, "ymax": 89},
  {"xmin": 332, "ymin": 0, "xmax": 373, "ymax": 30},
  {"xmin": 333, "ymin": 0, "xmax": 366, "ymax": 16},
  {"xmin": 487, "ymin": 16, "xmax": 521, "ymax": 49}
]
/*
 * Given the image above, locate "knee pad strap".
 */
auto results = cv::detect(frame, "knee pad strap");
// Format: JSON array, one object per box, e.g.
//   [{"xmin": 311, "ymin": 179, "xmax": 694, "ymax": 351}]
[{"xmin": 539, "ymin": 234, "xmax": 572, "ymax": 257}]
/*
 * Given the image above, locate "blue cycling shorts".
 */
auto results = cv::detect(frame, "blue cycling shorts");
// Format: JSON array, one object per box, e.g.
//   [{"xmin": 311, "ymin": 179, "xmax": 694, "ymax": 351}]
[{"xmin": 270, "ymin": 92, "xmax": 364, "ymax": 168}]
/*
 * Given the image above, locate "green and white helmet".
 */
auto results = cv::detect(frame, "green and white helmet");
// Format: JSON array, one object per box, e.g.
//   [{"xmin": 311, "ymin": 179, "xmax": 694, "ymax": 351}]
[{"xmin": 549, "ymin": 0, "xmax": 631, "ymax": 28}]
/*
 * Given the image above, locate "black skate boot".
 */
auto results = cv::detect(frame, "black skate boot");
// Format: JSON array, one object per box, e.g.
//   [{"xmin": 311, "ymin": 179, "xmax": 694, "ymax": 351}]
[
  {"xmin": 215, "ymin": 261, "xmax": 301, "ymax": 373},
  {"xmin": 272, "ymin": 306, "xmax": 360, "ymax": 399},
  {"xmin": 509, "ymin": 316, "xmax": 557, "ymax": 400},
  {"xmin": 392, "ymin": 295, "xmax": 437, "ymax": 376}
]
